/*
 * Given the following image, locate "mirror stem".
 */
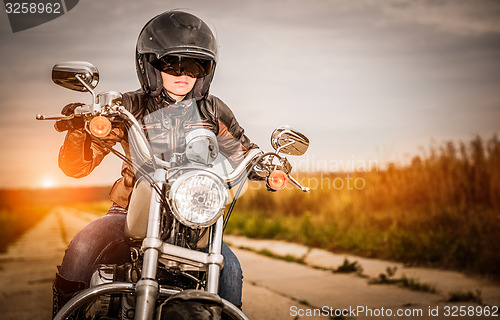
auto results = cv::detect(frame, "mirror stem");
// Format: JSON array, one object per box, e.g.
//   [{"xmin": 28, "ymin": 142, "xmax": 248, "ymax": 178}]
[
  {"xmin": 275, "ymin": 140, "xmax": 294, "ymax": 154},
  {"xmin": 76, "ymin": 74, "xmax": 97, "ymax": 111}
]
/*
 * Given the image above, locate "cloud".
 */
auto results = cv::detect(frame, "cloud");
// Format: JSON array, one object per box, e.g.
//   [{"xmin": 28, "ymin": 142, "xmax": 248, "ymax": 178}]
[{"xmin": 378, "ymin": 0, "xmax": 500, "ymax": 36}]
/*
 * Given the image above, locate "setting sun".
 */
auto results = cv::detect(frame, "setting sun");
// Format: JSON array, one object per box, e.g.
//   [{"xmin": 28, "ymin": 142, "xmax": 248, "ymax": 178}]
[{"xmin": 41, "ymin": 177, "xmax": 56, "ymax": 189}]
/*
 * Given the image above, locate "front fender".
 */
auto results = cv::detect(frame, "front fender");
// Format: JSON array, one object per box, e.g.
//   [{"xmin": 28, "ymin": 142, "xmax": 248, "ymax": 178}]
[
  {"xmin": 54, "ymin": 282, "xmax": 249, "ymax": 320},
  {"xmin": 53, "ymin": 282, "xmax": 180, "ymax": 320}
]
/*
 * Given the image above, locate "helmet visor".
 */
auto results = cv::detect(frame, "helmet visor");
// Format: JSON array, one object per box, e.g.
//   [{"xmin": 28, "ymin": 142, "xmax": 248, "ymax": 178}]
[{"xmin": 150, "ymin": 55, "xmax": 213, "ymax": 78}]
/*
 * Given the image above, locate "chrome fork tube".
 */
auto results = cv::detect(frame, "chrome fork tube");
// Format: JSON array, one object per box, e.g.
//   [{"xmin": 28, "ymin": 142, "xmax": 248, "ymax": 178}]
[
  {"xmin": 135, "ymin": 169, "xmax": 164, "ymax": 320},
  {"xmin": 206, "ymin": 216, "xmax": 224, "ymax": 294}
]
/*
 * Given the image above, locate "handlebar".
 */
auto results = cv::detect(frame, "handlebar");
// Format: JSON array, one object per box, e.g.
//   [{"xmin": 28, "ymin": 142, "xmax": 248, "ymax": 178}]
[{"xmin": 37, "ymin": 105, "xmax": 310, "ymax": 192}]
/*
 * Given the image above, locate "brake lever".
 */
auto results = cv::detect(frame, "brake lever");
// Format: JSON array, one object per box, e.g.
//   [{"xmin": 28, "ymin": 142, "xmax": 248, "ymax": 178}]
[
  {"xmin": 36, "ymin": 114, "xmax": 74, "ymax": 120},
  {"xmin": 36, "ymin": 105, "xmax": 93, "ymax": 121}
]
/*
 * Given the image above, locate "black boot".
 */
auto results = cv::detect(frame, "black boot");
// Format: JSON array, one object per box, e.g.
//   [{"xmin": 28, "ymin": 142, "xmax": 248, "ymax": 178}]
[{"xmin": 52, "ymin": 270, "xmax": 86, "ymax": 319}]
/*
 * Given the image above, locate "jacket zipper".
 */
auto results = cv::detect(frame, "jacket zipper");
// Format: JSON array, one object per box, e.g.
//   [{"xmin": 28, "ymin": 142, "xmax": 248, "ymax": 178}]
[{"xmin": 171, "ymin": 117, "xmax": 178, "ymax": 156}]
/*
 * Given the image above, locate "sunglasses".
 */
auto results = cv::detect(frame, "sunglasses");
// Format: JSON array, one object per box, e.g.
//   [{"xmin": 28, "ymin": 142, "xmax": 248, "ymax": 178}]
[{"xmin": 151, "ymin": 56, "xmax": 213, "ymax": 78}]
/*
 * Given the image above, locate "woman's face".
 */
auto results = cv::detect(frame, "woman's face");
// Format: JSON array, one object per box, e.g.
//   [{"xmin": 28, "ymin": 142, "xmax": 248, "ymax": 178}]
[{"xmin": 161, "ymin": 72, "xmax": 197, "ymax": 102}]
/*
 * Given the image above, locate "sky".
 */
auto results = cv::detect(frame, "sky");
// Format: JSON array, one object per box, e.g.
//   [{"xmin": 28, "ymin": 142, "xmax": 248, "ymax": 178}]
[{"xmin": 0, "ymin": 0, "xmax": 499, "ymax": 188}]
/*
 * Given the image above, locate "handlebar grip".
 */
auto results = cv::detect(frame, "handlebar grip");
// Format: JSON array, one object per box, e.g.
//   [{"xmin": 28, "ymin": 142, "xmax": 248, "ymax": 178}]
[{"xmin": 54, "ymin": 118, "xmax": 85, "ymax": 132}]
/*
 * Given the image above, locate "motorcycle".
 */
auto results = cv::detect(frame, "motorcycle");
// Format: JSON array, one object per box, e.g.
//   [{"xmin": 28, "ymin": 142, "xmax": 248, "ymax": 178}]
[{"xmin": 37, "ymin": 61, "xmax": 310, "ymax": 320}]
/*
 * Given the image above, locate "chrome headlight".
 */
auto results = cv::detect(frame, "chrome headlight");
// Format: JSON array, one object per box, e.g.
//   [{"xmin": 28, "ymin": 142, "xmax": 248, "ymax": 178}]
[{"xmin": 169, "ymin": 171, "xmax": 228, "ymax": 228}]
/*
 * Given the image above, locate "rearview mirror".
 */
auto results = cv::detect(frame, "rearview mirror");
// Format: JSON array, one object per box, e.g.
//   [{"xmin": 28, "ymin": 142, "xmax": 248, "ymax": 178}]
[
  {"xmin": 52, "ymin": 61, "xmax": 99, "ymax": 92},
  {"xmin": 270, "ymin": 126, "xmax": 309, "ymax": 156}
]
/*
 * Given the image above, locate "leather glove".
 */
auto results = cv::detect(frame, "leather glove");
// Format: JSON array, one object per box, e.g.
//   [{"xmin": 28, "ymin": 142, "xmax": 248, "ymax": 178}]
[
  {"xmin": 266, "ymin": 183, "xmax": 278, "ymax": 192},
  {"xmin": 61, "ymin": 102, "xmax": 85, "ymax": 116},
  {"xmin": 248, "ymin": 169, "xmax": 266, "ymax": 181},
  {"xmin": 55, "ymin": 103, "xmax": 85, "ymax": 132}
]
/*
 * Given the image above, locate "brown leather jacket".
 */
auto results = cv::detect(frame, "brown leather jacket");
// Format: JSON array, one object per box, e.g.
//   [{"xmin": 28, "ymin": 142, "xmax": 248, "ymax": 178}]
[{"xmin": 58, "ymin": 89, "xmax": 255, "ymax": 208}]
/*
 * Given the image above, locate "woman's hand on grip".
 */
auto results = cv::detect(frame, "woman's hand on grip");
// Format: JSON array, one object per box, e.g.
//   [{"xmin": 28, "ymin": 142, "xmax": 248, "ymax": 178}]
[{"xmin": 54, "ymin": 103, "xmax": 86, "ymax": 132}]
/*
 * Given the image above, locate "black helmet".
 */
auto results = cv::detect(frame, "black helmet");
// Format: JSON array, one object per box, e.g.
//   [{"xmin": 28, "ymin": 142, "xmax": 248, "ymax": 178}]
[{"xmin": 136, "ymin": 10, "xmax": 218, "ymax": 99}]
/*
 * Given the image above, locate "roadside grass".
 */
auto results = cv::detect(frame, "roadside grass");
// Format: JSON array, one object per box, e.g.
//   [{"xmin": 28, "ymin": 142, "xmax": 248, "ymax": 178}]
[
  {"xmin": 0, "ymin": 205, "xmax": 52, "ymax": 252},
  {"xmin": 447, "ymin": 290, "xmax": 482, "ymax": 304},
  {"xmin": 399, "ymin": 275, "xmax": 437, "ymax": 293},
  {"xmin": 238, "ymin": 246, "xmax": 306, "ymax": 265},
  {"xmin": 368, "ymin": 266, "xmax": 399, "ymax": 284},
  {"xmin": 226, "ymin": 135, "xmax": 500, "ymax": 278},
  {"xmin": 369, "ymin": 266, "xmax": 437, "ymax": 293},
  {"xmin": 332, "ymin": 258, "xmax": 363, "ymax": 275}
]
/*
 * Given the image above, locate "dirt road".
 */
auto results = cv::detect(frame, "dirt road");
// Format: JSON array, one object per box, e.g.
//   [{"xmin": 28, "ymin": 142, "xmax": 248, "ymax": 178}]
[{"xmin": 0, "ymin": 209, "xmax": 498, "ymax": 320}]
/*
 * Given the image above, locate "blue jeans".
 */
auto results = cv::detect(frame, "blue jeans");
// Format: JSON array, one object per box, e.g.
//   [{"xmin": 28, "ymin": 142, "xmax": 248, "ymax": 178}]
[{"xmin": 59, "ymin": 209, "xmax": 243, "ymax": 307}]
